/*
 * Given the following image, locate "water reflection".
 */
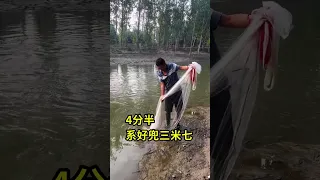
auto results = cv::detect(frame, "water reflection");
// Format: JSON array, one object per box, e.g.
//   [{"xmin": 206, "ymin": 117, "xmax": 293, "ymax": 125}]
[{"xmin": 0, "ymin": 10, "xmax": 109, "ymax": 179}]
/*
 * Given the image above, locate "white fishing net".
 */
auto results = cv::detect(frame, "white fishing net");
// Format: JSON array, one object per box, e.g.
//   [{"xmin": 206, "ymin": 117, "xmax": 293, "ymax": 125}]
[
  {"xmin": 150, "ymin": 62, "xmax": 202, "ymax": 130},
  {"xmin": 211, "ymin": 2, "xmax": 293, "ymax": 179}
]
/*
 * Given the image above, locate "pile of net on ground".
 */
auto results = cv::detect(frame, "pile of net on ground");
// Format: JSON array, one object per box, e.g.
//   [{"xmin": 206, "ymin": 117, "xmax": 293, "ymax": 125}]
[
  {"xmin": 211, "ymin": 1, "xmax": 293, "ymax": 180},
  {"xmin": 150, "ymin": 62, "xmax": 202, "ymax": 130}
]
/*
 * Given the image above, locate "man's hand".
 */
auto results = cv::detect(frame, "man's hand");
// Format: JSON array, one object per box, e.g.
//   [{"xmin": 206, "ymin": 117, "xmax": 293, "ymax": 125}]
[
  {"xmin": 160, "ymin": 95, "xmax": 165, "ymax": 102},
  {"xmin": 189, "ymin": 64, "xmax": 196, "ymax": 69}
]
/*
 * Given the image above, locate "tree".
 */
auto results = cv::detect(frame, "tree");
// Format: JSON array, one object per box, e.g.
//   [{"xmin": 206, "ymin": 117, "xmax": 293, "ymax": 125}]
[
  {"xmin": 110, "ymin": 24, "xmax": 118, "ymax": 44},
  {"xmin": 110, "ymin": 0, "xmax": 210, "ymax": 55}
]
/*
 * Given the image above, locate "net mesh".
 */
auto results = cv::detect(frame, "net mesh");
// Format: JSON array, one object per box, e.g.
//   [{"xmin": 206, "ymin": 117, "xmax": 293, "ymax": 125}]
[
  {"xmin": 210, "ymin": 2, "xmax": 293, "ymax": 179},
  {"xmin": 150, "ymin": 62, "xmax": 202, "ymax": 130}
]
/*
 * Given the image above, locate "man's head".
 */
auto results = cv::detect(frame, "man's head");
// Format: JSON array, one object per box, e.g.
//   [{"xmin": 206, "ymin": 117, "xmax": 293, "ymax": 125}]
[{"xmin": 156, "ymin": 57, "xmax": 167, "ymax": 71}]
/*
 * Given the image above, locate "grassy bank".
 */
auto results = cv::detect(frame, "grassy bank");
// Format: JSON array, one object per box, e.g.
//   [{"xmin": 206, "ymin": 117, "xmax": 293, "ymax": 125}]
[{"xmin": 138, "ymin": 106, "xmax": 210, "ymax": 180}]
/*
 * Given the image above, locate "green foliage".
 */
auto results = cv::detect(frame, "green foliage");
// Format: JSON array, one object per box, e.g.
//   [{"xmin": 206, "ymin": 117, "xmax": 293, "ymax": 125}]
[{"xmin": 111, "ymin": 0, "xmax": 210, "ymax": 52}]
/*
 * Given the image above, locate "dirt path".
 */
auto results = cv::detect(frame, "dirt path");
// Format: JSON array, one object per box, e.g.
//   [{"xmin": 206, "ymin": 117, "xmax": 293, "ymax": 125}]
[{"xmin": 138, "ymin": 106, "xmax": 210, "ymax": 180}]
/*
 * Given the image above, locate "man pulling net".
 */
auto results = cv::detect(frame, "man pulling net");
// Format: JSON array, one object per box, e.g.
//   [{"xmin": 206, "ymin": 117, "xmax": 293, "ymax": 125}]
[
  {"xmin": 211, "ymin": 1, "xmax": 293, "ymax": 180},
  {"xmin": 155, "ymin": 58, "xmax": 196, "ymax": 130}
]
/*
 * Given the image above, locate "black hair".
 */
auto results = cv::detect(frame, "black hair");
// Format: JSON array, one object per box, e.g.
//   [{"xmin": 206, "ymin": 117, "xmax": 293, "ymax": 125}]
[{"xmin": 156, "ymin": 57, "xmax": 166, "ymax": 66}]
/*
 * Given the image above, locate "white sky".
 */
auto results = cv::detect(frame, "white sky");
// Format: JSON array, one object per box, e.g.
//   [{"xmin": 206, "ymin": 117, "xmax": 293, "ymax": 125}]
[{"xmin": 129, "ymin": 9, "xmax": 138, "ymax": 30}]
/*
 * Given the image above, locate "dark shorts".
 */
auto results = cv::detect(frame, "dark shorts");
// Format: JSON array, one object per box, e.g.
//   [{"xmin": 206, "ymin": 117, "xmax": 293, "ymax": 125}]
[{"xmin": 165, "ymin": 90, "xmax": 183, "ymax": 113}]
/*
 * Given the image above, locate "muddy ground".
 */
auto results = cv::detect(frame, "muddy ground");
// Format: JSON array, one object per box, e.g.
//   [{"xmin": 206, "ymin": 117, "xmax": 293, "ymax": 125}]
[
  {"xmin": 138, "ymin": 106, "xmax": 210, "ymax": 180},
  {"xmin": 229, "ymin": 142, "xmax": 320, "ymax": 180},
  {"xmin": 138, "ymin": 106, "xmax": 320, "ymax": 180}
]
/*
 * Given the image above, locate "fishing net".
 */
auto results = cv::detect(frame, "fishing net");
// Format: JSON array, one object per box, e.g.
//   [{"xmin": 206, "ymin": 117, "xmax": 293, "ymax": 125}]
[
  {"xmin": 210, "ymin": 2, "xmax": 293, "ymax": 180},
  {"xmin": 150, "ymin": 62, "xmax": 202, "ymax": 130}
]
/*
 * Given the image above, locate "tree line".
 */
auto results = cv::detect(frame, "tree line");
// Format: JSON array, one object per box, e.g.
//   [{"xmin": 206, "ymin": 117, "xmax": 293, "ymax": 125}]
[{"xmin": 110, "ymin": 0, "xmax": 210, "ymax": 54}]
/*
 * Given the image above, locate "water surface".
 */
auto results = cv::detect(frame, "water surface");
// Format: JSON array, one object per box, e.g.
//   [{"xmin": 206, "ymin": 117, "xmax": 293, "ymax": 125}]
[{"xmin": 0, "ymin": 10, "xmax": 109, "ymax": 179}]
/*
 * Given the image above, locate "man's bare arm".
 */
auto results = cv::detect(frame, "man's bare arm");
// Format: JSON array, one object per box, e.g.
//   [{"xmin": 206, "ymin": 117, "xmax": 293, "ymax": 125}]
[
  {"xmin": 160, "ymin": 82, "xmax": 165, "ymax": 96},
  {"xmin": 179, "ymin": 66, "xmax": 189, "ymax": 70},
  {"xmin": 220, "ymin": 14, "xmax": 251, "ymax": 28}
]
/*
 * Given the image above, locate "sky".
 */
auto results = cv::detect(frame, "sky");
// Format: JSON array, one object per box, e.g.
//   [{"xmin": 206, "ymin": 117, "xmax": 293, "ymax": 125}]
[{"xmin": 129, "ymin": 8, "xmax": 138, "ymax": 30}]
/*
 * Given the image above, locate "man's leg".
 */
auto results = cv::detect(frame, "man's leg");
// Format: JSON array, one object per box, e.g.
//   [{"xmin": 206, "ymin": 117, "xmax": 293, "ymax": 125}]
[
  {"xmin": 166, "ymin": 111, "xmax": 171, "ymax": 127},
  {"xmin": 211, "ymin": 89, "xmax": 234, "ymax": 178},
  {"xmin": 165, "ymin": 97, "xmax": 174, "ymax": 128},
  {"xmin": 174, "ymin": 90, "xmax": 183, "ymax": 129}
]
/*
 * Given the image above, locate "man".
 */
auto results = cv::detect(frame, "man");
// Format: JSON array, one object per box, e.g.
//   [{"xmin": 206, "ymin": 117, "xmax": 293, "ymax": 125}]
[
  {"xmin": 211, "ymin": 10, "xmax": 251, "ymax": 67},
  {"xmin": 211, "ymin": 5, "xmax": 251, "ymax": 179},
  {"xmin": 156, "ymin": 57, "xmax": 193, "ymax": 130}
]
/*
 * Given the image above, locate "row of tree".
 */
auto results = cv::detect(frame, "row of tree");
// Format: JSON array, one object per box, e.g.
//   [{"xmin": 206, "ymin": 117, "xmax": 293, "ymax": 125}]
[{"xmin": 110, "ymin": 0, "xmax": 210, "ymax": 54}]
